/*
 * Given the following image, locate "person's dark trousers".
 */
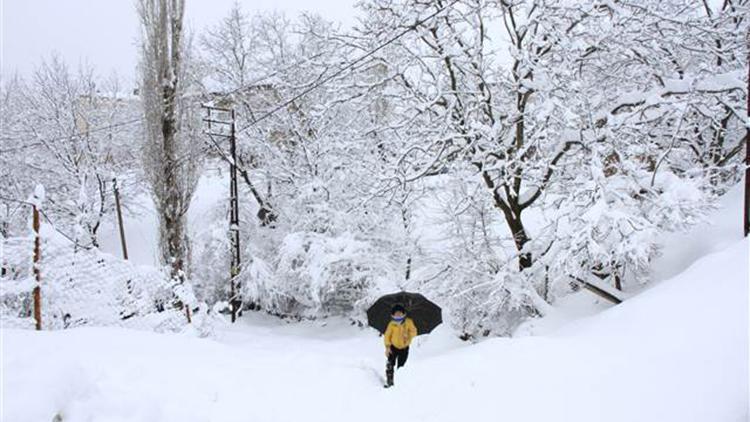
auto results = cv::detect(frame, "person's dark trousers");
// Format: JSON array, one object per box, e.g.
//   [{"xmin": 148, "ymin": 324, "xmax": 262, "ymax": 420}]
[
  {"xmin": 385, "ymin": 346, "xmax": 409, "ymax": 386},
  {"xmin": 388, "ymin": 346, "xmax": 409, "ymax": 368}
]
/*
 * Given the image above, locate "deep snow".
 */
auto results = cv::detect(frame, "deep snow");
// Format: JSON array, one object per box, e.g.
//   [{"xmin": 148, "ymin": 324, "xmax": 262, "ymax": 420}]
[
  {"xmin": 2, "ymin": 235, "xmax": 747, "ymax": 421},
  {"xmin": 651, "ymin": 184, "xmax": 745, "ymax": 282}
]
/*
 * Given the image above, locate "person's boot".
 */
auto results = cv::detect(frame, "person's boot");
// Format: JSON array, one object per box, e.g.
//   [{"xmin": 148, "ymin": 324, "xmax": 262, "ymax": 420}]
[{"xmin": 385, "ymin": 362, "xmax": 394, "ymax": 388}]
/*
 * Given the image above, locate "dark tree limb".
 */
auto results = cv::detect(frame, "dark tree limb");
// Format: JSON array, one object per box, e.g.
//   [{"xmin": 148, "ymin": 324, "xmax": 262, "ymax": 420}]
[{"xmin": 570, "ymin": 276, "xmax": 623, "ymax": 304}]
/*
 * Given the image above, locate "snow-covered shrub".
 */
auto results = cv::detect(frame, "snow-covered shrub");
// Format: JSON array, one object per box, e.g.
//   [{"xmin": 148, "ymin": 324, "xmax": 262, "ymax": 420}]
[
  {"xmin": 271, "ymin": 232, "xmax": 379, "ymax": 316},
  {"xmin": 430, "ymin": 256, "xmax": 536, "ymax": 339},
  {"xmin": 534, "ymin": 148, "xmax": 717, "ymax": 304},
  {"xmin": 191, "ymin": 205, "xmax": 234, "ymax": 305}
]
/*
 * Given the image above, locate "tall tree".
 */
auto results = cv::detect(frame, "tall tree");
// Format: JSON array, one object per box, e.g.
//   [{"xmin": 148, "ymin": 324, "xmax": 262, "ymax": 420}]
[{"xmin": 137, "ymin": 0, "xmax": 200, "ymax": 284}]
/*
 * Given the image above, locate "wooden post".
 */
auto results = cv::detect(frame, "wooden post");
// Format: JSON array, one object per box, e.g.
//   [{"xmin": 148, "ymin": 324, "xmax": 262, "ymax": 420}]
[
  {"xmin": 113, "ymin": 178, "xmax": 129, "ymax": 260},
  {"xmin": 744, "ymin": 43, "xmax": 749, "ymax": 237},
  {"xmin": 32, "ymin": 205, "xmax": 42, "ymax": 330},
  {"xmin": 1, "ymin": 205, "xmax": 7, "ymax": 277}
]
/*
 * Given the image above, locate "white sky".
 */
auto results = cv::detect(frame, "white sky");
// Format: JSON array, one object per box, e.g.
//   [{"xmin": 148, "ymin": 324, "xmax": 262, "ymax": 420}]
[{"xmin": 1, "ymin": 0, "xmax": 358, "ymax": 88}]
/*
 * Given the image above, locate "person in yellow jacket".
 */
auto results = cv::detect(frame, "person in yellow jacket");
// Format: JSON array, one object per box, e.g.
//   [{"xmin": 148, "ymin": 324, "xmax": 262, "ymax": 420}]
[{"xmin": 383, "ymin": 304, "xmax": 417, "ymax": 387}]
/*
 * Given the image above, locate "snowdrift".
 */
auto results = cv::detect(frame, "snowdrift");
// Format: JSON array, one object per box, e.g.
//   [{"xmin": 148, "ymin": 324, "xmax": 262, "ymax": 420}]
[{"xmin": 3, "ymin": 236, "xmax": 747, "ymax": 422}]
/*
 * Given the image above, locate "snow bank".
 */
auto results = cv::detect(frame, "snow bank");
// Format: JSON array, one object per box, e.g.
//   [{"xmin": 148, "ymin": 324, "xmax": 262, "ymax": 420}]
[
  {"xmin": 3, "ymin": 237, "xmax": 746, "ymax": 422},
  {"xmin": 651, "ymin": 183, "xmax": 744, "ymax": 282},
  {"xmin": 395, "ymin": 239, "xmax": 747, "ymax": 422}
]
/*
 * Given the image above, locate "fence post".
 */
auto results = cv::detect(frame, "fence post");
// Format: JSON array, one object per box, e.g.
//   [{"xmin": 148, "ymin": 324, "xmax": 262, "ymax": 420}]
[
  {"xmin": 32, "ymin": 204, "xmax": 42, "ymax": 330},
  {"xmin": 744, "ymin": 40, "xmax": 749, "ymax": 237},
  {"xmin": 113, "ymin": 178, "xmax": 129, "ymax": 260}
]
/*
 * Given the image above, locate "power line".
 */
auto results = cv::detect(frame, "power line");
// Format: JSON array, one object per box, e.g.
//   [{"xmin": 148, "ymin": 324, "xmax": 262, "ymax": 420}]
[
  {"xmin": 4, "ymin": 51, "xmax": 323, "ymax": 149},
  {"xmin": 1, "ymin": 117, "xmax": 143, "ymax": 152},
  {"xmin": 0, "ymin": 195, "xmax": 93, "ymax": 249},
  {"xmin": 236, "ymin": 0, "xmax": 460, "ymax": 134},
  {"xmin": 30, "ymin": 51, "xmax": 318, "ymax": 143},
  {"xmin": 5, "ymin": 1, "xmax": 458, "ymax": 149},
  {"xmin": 212, "ymin": 51, "xmax": 328, "ymax": 100}
]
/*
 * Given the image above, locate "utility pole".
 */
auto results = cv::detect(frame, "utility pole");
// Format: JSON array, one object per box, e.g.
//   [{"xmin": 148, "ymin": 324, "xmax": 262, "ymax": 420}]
[
  {"xmin": 113, "ymin": 178, "xmax": 129, "ymax": 260},
  {"xmin": 202, "ymin": 104, "xmax": 242, "ymax": 322},
  {"xmin": 228, "ymin": 109, "xmax": 242, "ymax": 321}
]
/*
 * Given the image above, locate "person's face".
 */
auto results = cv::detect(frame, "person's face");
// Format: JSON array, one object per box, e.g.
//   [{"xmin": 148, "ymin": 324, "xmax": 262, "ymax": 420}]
[{"xmin": 392, "ymin": 311, "xmax": 405, "ymax": 319}]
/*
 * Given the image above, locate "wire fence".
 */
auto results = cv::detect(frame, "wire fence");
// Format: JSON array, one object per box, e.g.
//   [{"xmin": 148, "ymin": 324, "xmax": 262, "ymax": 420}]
[{"xmin": 0, "ymin": 226, "xmax": 194, "ymax": 332}]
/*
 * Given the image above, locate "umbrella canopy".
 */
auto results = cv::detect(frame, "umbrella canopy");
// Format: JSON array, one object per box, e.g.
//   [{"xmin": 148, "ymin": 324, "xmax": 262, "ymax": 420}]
[{"xmin": 366, "ymin": 291, "xmax": 442, "ymax": 335}]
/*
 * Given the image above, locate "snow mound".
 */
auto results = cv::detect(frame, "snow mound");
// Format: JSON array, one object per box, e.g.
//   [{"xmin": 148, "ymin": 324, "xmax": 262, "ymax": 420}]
[{"xmin": 651, "ymin": 183, "xmax": 745, "ymax": 282}]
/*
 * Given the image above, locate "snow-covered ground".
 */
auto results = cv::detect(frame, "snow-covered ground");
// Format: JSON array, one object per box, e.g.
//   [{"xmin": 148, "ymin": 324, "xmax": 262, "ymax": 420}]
[
  {"xmin": 3, "ymin": 195, "xmax": 748, "ymax": 421},
  {"xmin": 3, "ymin": 237, "xmax": 747, "ymax": 421},
  {"xmin": 651, "ymin": 184, "xmax": 745, "ymax": 282}
]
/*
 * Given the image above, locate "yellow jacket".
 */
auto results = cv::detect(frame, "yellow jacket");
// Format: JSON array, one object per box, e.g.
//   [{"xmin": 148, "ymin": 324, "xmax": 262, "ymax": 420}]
[{"xmin": 384, "ymin": 317, "xmax": 418, "ymax": 349}]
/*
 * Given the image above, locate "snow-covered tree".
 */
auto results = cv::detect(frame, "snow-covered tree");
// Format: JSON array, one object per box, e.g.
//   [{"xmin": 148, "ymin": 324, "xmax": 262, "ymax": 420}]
[
  {"xmin": 353, "ymin": 0, "xmax": 747, "ymax": 336},
  {"xmin": 193, "ymin": 8, "xmax": 408, "ymax": 318},
  {"xmin": 0, "ymin": 57, "xmax": 142, "ymax": 246},
  {"xmin": 137, "ymin": 0, "xmax": 201, "ymax": 286}
]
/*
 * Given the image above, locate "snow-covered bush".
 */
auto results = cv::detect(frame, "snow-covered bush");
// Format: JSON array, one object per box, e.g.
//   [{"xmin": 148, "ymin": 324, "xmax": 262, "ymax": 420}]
[
  {"xmin": 252, "ymin": 231, "xmax": 382, "ymax": 317},
  {"xmin": 541, "ymin": 166, "xmax": 711, "ymax": 297},
  {"xmin": 191, "ymin": 204, "xmax": 235, "ymax": 305}
]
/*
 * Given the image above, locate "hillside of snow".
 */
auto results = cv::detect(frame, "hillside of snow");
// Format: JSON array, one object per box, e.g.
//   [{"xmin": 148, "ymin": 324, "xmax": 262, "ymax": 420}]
[
  {"xmin": 651, "ymin": 184, "xmax": 746, "ymax": 282},
  {"xmin": 3, "ymin": 187, "xmax": 747, "ymax": 421}
]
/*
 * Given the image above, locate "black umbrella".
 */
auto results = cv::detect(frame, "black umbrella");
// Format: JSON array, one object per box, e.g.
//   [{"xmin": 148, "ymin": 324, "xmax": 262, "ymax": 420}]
[{"xmin": 366, "ymin": 291, "xmax": 442, "ymax": 335}]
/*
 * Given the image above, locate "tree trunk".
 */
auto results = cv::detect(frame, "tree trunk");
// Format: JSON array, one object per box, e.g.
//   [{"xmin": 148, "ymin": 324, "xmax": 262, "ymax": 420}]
[
  {"xmin": 160, "ymin": 86, "xmax": 186, "ymax": 283},
  {"xmin": 504, "ymin": 211, "xmax": 532, "ymax": 271},
  {"xmin": 482, "ymin": 171, "xmax": 533, "ymax": 271}
]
